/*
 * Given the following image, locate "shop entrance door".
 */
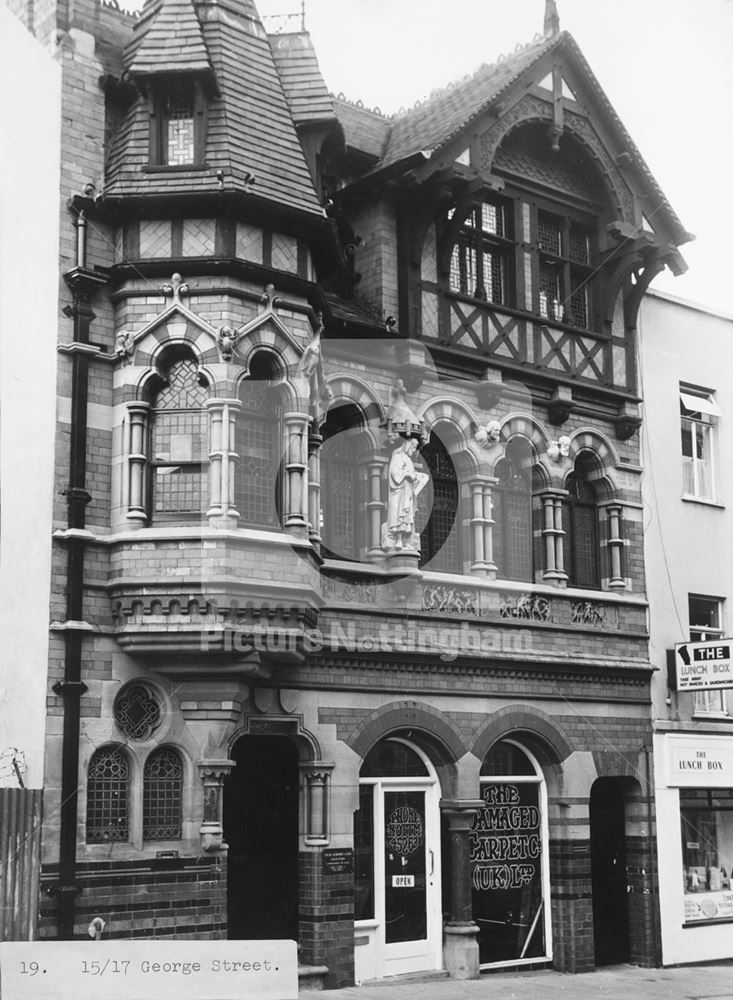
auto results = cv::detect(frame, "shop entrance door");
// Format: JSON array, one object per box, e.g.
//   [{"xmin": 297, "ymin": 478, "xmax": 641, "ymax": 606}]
[
  {"xmin": 354, "ymin": 739, "xmax": 442, "ymax": 980},
  {"xmin": 223, "ymin": 735, "xmax": 299, "ymax": 941},
  {"xmin": 590, "ymin": 778, "xmax": 630, "ymax": 965}
]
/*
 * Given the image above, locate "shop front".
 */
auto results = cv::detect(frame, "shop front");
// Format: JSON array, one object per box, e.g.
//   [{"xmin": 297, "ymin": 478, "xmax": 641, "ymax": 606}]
[{"xmin": 655, "ymin": 733, "xmax": 733, "ymax": 964}]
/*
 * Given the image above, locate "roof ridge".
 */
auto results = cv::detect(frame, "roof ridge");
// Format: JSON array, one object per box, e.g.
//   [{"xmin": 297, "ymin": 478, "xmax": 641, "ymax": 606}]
[{"xmin": 332, "ymin": 94, "xmax": 393, "ymax": 121}]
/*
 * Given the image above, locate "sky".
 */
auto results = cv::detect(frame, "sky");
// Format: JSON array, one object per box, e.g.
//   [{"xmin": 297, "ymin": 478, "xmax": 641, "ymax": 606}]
[{"xmin": 126, "ymin": 0, "xmax": 733, "ymax": 313}]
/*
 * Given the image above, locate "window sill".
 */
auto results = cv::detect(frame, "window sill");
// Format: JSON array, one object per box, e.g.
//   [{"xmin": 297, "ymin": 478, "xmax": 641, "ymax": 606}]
[
  {"xmin": 144, "ymin": 163, "xmax": 210, "ymax": 174},
  {"xmin": 681, "ymin": 494, "xmax": 725, "ymax": 509}
]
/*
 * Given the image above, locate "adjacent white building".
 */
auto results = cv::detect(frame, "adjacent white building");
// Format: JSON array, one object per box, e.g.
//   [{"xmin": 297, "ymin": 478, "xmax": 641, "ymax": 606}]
[{"xmin": 640, "ymin": 289, "xmax": 733, "ymax": 964}]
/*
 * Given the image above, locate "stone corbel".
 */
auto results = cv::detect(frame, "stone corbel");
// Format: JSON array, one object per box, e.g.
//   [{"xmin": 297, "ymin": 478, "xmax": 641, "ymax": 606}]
[
  {"xmin": 197, "ymin": 758, "xmax": 235, "ymax": 853},
  {"xmin": 613, "ymin": 403, "xmax": 642, "ymax": 441},
  {"xmin": 547, "ymin": 386, "xmax": 577, "ymax": 426}
]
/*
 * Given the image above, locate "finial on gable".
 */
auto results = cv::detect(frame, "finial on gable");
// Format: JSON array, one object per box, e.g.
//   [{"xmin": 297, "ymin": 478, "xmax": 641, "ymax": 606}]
[{"xmin": 544, "ymin": 0, "xmax": 560, "ymax": 37}]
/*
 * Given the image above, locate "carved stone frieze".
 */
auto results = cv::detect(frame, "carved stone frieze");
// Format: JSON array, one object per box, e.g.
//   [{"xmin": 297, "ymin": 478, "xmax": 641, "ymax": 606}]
[
  {"xmin": 571, "ymin": 601, "xmax": 606, "ymax": 627},
  {"xmin": 322, "ymin": 577, "xmax": 377, "ymax": 605},
  {"xmin": 423, "ymin": 584, "xmax": 479, "ymax": 616},
  {"xmin": 499, "ymin": 593, "xmax": 551, "ymax": 622}
]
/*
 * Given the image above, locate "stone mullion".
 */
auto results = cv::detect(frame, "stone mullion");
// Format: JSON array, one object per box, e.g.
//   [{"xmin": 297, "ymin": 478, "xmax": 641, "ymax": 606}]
[
  {"xmin": 482, "ymin": 480, "xmax": 498, "ymax": 579},
  {"xmin": 540, "ymin": 489, "xmax": 567, "ymax": 585},
  {"xmin": 604, "ymin": 502, "xmax": 625, "ymax": 589},
  {"xmin": 365, "ymin": 456, "xmax": 387, "ymax": 562},
  {"xmin": 283, "ymin": 411, "xmax": 310, "ymax": 537},
  {"xmin": 206, "ymin": 399, "xmax": 240, "ymax": 527},
  {"xmin": 126, "ymin": 402, "xmax": 150, "ymax": 523},
  {"xmin": 441, "ymin": 801, "xmax": 483, "ymax": 979},
  {"xmin": 307, "ymin": 431, "xmax": 322, "ymax": 549}
]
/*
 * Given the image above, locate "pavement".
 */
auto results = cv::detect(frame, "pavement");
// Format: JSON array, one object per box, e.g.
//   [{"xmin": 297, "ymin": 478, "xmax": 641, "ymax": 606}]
[{"xmin": 319, "ymin": 963, "xmax": 733, "ymax": 999}]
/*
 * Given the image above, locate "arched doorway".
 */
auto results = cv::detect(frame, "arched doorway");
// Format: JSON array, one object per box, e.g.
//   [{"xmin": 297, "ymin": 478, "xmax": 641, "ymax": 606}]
[
  {"xmin": 223, "ymin": 736, "xmax": 299, "ymax": 940},
  {"xmin": 472, "ymin": 738, "xmax": 551, "ymax": 968},
  {"xmin": 353, "ymin": 737, "xmax": 443, "ymax": 981},
  {"xmin": 590, "ymin": 777, "xmax": 630, "ymax": 965}
]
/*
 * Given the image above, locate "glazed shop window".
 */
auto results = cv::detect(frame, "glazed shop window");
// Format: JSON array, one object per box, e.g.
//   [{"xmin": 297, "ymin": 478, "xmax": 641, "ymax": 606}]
[
  {"xmin": 151, "ymin": 354, "xmax": 209, "ymax": 519},
  {"xmin": 680, "ymin": 387, "xmax": 720, "ymax": 501},
  {"xmin": 472, "ymin": 740, "xmax": 548, "ymax": 967},
  {"xmin": 448, "ymin": 200, "xmax": 510, "ymax": 304},
  {"xmin": 680, "ymin": 789, "xmax": 733, "ymax": 923},
  {"xmin": 689, "ymin": 595, "xmax": 727, "ymax": 716}
]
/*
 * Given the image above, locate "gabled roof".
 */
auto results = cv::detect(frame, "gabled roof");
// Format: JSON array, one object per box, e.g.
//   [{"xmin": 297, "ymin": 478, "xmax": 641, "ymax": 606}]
[
  {"xmin": 105, "ymin": 0, "xmax": 323, "ymax": 216},
  {"xmin": 332, "ymin": 30, "xmax": 690, "ymax": 244},
  {"xmin": 269, "ymin": 31, "xmax": 337, "ymax": 127},
  {"xmin": 127, "ymin": 0, "xmax": 213, "ymax": 77}
]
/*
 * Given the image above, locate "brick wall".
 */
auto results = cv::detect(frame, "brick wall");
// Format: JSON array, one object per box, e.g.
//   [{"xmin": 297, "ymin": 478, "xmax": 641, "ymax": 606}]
[
  {"xmin": 298, "ymin": 852, "xmax": 354, "ymax": 988},
  {"xmin": 39, "ymin": 856, "xmax": 226, "ymax": 940}
]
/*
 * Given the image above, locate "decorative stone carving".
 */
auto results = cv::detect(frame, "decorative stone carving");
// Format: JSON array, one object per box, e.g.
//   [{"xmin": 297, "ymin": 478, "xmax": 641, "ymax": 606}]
[
  {"xmin": 197, "ymin": 758, "xmax": 234, "ymax": 853},
  {"xmin": 571, "ymin": 600, "xmax": 606, "ymax": 627},
  {"xmin": 161, "ymin": 272, "xmax": 189, "ymax": 304},
  {"xmin": 296, "ymin": 311, "xmax": 332, "ymax": 420},
  {"xmin": 423, "ymin": 585, "xmax": 479, "ymax": 616},
  {"xmin": 383, "ymin": 379, "xmax": 428, "ymax": 444},
  {"xmin": 547, "ymin": 436, "xmax": 571, "ymax": 462},
  {"xmin": 473, "ymin": 421, "xmax": 501, "ymax": 447},
  {"xmin": 322, "ymin": 577, "xmax": 377, "ymax": 605},
  {"xmin": 499, "ymin": 593, "xmax": 551, "ymax": 621},
  {"xmin": 114, "ymin": 330, "xmax": 135, "ymax": 365},
  {"xmin": 217, "ymin": 325, "xmax": 236, "ymax": 361}
]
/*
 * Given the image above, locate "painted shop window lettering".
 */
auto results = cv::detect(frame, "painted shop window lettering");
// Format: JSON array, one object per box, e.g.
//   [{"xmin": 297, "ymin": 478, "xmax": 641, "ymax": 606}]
[
  {"xmin": 472, "ymin": 741, "xmax": 547, "ymax": 966},
  {"xmin": 680, "ymin": 787, "xmax": 733, "ymax": 923}
]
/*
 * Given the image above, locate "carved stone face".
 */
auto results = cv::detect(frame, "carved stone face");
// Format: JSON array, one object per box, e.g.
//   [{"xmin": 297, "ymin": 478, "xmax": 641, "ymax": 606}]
[
  {"xmin": 486, "ymin": 420, "xmax": 501, "ymax": 442},
  {"xmin": 558, "ymin": 436, "xmax": 571, "ymax": 457}
]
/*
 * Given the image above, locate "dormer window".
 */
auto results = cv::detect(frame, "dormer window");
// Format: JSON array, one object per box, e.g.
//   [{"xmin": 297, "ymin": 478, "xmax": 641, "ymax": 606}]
[
  {"xmin": 448, "ymin": 200, "xmax": 510, "ymax": 305},
  {"xmin": 149, "ymin": 79, "xmax": 207, "ymax": 168}
]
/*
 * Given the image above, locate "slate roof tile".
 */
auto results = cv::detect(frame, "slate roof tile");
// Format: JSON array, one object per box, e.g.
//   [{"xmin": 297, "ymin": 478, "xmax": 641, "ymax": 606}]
[
  {"xmin": 269, "ymin": 31, "xmax": 337, "ymax": 125},
  {"xmin": 128, "ymin": 0, "xmax": 212, "ymax": 76}
]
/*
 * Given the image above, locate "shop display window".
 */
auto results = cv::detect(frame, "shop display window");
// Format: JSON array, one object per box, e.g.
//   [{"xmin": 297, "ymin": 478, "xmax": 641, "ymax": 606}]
[{"xmin": 680, "ymin": 788, "xmax": 733, "ymax": 923}]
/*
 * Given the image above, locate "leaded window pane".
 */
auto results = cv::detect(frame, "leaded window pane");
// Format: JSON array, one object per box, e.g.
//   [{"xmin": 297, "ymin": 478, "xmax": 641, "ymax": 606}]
[
  {"xmin": 495, "ymin": 462, "xmax": 532, "ymax": 582},
  {"xmin": 419, "ymin": 437, "xmax": 460, "ymax": 572},
  {"xmin": 563, "ymin": 471, "xmax": 599, "ymax": 588},
  {"xmin": 569, "ymin": 277, "xmax": 589, "ymax": 328},
  {"xmin": 87, "ymin": 747, "xmax": 129, "ymax": 843},
  {"xmin": 539, "ymin": 262, "xmax": 564, "ymax": 321},
  {"xmin": 322, "ymin": 432, "xmax": 358, "ymax": 560},
  {"xmin": 165, "ymin": 96, "xmax": 195, "ymax": 165},
  {"xmin": 537, "ymin": 213, "xmax": 562, "ymax": 256},
  {"xmin": 569, "ymin": 224, "xmax": 590, "ymax": 264},
  {"xmin": 152, "ymin": 357, "xmax": 208, "ymax": 516},
  {"xmin": 114, "ymin": 683, "xmax": 161, "ymax": 741},
  {"xmin": 143, "ymin": 747, "xmax": 183, "ymax": 841},
  {"xmin": 237, "ymin": 380, "xmax": 280, "ymax": 526}
]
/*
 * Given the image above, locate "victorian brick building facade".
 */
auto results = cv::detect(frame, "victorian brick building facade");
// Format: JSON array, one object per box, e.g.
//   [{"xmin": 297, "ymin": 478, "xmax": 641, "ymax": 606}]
[{"xmin": 8, "ymin": 0, "xmax": 693, "ymax": 986}]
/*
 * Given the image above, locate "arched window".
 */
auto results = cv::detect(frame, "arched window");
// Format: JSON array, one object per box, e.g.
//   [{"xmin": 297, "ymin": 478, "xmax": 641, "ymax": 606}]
[
  {"xmin": 563, "ymin": 456, "xmax": 600, "ymax": 588},
  {"xmin": 493, "ymin": 440, "xmax": 533, "ymax": 582},
  {"xmin": 143, "ymin": 747, "xmax": 184, "ymax": 841},
  {"xmin": 151, "ymin": 352, "xmax": 208, "ymax": 518},
  {"xmin": 86, "ymin": 746, "xmax": 130, "ymax": 843},
  {"xmin": 418, "ymin": 434, "xmax": 461, "ymax": 572},
  {"xmin": 236, "ymin": 352, "xmax": 281, "ymax": 527},
  {"xmin": 320, "ymin": 405, "xmax": 362, "ymax": 561}
]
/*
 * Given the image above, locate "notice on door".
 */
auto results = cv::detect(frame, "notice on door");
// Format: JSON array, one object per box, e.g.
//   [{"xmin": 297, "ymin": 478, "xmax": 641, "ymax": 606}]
[{"xmin": 0, "ymin": 940, "xmax": 297, "ymax": 1000}]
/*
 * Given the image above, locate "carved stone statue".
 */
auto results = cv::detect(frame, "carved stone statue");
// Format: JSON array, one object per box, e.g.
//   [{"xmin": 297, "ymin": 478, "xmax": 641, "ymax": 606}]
[
  {"xmin": 217, "ymin": 326, "xmax": 235, "ymax": 361},
  {"xmin": 383, "ymin": 437, "xmax": 429, "ymax": 551}
]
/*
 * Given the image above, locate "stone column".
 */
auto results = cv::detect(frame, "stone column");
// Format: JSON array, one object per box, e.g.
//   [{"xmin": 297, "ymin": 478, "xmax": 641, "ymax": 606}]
[
  {"xmin": 125, "ymin": 402, "xmax": 149, "ymax": 524},
  {"xmin": 441, "ymin": 800, "xmax": 483, "ymax": 979},
  {"xmin": 283, "ymin": 411, "xmax": 310, "ymax": 537},
  {"xmin": 365, "ymin": 455, "xmax": 387, "ymax": 562},
  {"xmin": 206, "ymin": 398, "xmax": 240, "ymax": 527},
  {"xmin": 540, "ymin": 490, "xmax": 568, "ymax": 585},
  {"xmin": 605, "ymin": 503, "xmax": 626, "ymax": 589},
  {"xmin": 307, "ymin": 431, "xmax": 323, "ymax": 549},
  {"xmin": 468, "ymin": 477, "xmax": 497, "ymax": 578},
  {"xmin": 301, "ymin": 762, "xmax": 334, "ymax": 844},
  {"xmin": 197, "ymin": 758, "xmax": 234, "ymax": 853}
]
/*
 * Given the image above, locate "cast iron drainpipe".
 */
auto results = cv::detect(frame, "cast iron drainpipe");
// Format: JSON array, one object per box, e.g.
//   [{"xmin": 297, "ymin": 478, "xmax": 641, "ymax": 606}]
[{"xmin": 50, "ymin": 204, "xmax": 108, "ymax": 938}]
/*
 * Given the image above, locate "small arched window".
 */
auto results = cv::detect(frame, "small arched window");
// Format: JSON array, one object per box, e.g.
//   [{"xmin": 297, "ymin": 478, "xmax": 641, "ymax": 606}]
[
  {"xmin": 563, "ymin": 456, "xmax": 600, "ymax": 588},
  {"xmin": 320, "ymin": 405, "xmax": 363, "ymax": 561},
  {"xmin": 143, "ymin": 747, "xmax": 184, "ymax": 841},
  {"xmin": 236, "ymin": 352, "xmax": 282, "ymax": 527},
  {"xmin": 86, "ymin": 746, "xmax": 130, "ymax": 843},
  {"xmin": 418, "ymin": 434, "xmax": 461, "ymax": 572},
  {"xmin": 151, "ymin": 353, "xmax": 208, "ymax": 518},
  {"xmin": 493, "ymin": 440, "xmax": 533, "ymax": 582}
]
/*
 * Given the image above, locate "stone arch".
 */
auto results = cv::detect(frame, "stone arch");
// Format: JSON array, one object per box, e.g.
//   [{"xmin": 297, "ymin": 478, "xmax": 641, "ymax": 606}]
[
  {"xmin": 566, "ymin": 427, "xmax": 621, "ymax": 499},
  {"xmin": 324, "ymin": 374, "xmax": 386, "ymax": 426},
  {"xmin": 471, "ymin": 705, "xmax": 574, "ymax": 766},
  {"xmin": 500, "ymin": 412, "xmax": 552, "ymax": 456},
  {"xmin": 235, "ymin": 319, "xmax": 302, "ymax": 375},
  {"xmin": 349, "ymin": 700, "xmax": 466, "ymax": 766},
  {"xmin": 227, "ymin": 716, "xmax": 322, "ymax": 765},
  {"xmin": 417, "ymin": 396, "xmax": 484, "ymax": 477}
]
